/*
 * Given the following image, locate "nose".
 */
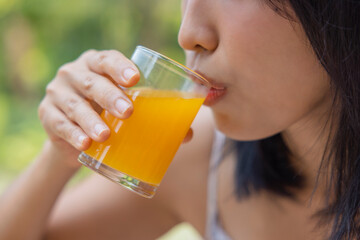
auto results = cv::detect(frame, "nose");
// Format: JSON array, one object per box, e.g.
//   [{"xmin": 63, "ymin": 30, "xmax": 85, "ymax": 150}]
[{"xmin": 178, "ymin": 0, "xmax": 218, "ymax": 52}]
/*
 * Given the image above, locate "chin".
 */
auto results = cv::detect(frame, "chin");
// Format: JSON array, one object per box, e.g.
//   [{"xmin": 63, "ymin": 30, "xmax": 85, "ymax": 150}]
[{"xmin": 213, "ymin": 114, "xmax": 281, "ymax": 142}]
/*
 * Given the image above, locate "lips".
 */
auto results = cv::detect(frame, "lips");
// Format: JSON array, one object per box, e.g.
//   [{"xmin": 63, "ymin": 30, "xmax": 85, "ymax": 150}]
[
  {"xmin": 193, "ymin": 70, "xmax": 227, "ymax": 106},
  {"xmin": 204, "ymin": 87, "xmax": 227, "ymax": 106}
]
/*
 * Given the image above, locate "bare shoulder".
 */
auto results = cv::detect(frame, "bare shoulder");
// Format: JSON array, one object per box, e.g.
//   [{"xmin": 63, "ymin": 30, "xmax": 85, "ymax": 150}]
[{"xmin": 155, "ymin": 106, "xmax": 216, "ymax": 234}]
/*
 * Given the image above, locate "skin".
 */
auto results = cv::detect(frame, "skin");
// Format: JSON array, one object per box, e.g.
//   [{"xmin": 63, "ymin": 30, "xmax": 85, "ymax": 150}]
[{"xmin": 0, "ymin": 0, "xmax": 335, "ymax": 239}]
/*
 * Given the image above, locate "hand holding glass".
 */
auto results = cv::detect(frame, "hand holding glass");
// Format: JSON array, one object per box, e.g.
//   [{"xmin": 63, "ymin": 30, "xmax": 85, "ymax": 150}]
[{"xmin": 78, "ymin": 46, "xmax": 210, "ymax": 198}]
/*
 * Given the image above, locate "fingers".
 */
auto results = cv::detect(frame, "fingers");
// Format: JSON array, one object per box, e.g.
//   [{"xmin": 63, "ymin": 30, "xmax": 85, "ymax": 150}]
[
  {"xmin": 38, "ymin": 101, "xmax": 91, "ymax": 151},
  {"xmin": 48, "ymin": 85, "xmax": 111, "ymax": 142},
  {"xmin": 85, "ymin": 50, "xmax": 140, "ymax": 87},
  {"xmin": 62, "ymin": 70, "xmax": 134, "ymax": 119},
  {"xmin": 41, "ymin": 49, "xmax": 140, "ymax": 153}
]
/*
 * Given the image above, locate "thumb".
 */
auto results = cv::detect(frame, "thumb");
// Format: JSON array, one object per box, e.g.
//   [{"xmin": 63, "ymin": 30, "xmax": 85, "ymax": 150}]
[{"xmin": 182, "ymin": 128, "xmax": 193, "ymax": 143}]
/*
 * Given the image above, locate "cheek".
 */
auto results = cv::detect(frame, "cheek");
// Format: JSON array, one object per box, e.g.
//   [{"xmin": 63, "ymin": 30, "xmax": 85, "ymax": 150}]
[
  {"xmin": 213, "ymin": 3, "xmax": 331, "ymax": 140},
  {"xmin": 213, "ymin": 76, "xmax": 330, "ymax": 141}
]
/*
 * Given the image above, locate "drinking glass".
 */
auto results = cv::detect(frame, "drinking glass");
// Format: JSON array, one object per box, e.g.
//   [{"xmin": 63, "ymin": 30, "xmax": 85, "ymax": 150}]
[{"xmin": 78, "ymin": 46, "xmax": 210, "ymax": 198}]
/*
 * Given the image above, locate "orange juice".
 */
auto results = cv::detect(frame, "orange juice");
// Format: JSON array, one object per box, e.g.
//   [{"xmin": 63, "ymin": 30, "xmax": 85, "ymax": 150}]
[{"xmin": 84, "ymin": 88, "xmax": 205, "ymax": 185}]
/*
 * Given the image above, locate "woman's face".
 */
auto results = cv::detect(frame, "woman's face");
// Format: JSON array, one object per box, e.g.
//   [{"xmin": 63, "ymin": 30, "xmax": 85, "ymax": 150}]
[{"xmin": 179, "ymin": 0, "xmax": 331, "ymax": 140}]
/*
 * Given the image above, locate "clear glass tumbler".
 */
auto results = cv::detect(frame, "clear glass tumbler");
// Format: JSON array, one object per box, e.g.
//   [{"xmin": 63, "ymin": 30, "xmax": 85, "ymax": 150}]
[{"xmin": 78, "ymin": 46, "xmax": 210, "ymax": 198}]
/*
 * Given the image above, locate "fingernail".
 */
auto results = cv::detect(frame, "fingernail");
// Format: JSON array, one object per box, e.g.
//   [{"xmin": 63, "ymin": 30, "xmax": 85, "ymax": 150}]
[
  {"xmin": 78, "ymin": 135, "xmax": 87, "ymax": 146},
  {"xmin": 94, "ymin": 124, "xmax": 108, "ymax": 137},
  {"xmin": 116, "ymin": 99, "xmax": 131, "ymax": 114},
  {"xmin": 123, "ymin": 68, "xmax": 137, "ymax": 81}
]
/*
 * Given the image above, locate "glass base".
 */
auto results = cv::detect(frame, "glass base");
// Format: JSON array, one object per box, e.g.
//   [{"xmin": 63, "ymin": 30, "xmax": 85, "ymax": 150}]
[{"xmin": 78, "ymin": 152, "xmax": 157, "ymax": 198}]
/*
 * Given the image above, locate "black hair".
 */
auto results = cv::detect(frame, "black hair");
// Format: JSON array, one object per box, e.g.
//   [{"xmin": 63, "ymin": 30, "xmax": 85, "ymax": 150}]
[
  {"xmin": 234, "ymin": 1, "xmax": 360, "ymax": 239},
  {"xmin": 234, "ymin": 134, "xmax": 304, "ymax": 199}
]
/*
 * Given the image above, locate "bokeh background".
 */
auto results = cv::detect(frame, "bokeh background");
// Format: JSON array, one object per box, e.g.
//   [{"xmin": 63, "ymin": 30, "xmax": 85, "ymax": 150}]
[{"xmin": 0, "ymin": 0, "xmax": 201, "ymax": 238}]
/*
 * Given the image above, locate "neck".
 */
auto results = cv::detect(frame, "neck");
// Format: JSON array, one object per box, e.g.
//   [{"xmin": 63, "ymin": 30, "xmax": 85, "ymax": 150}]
[{"xmin": 281, "ymin": 97, "xmax": 335, "ymax": 194}]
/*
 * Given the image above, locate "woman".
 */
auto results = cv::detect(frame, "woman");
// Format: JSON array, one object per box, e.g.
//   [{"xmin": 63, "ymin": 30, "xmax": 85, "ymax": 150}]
[{"xmin": 0, "ymin": 0, "xmax": 359, "ymax": 239}]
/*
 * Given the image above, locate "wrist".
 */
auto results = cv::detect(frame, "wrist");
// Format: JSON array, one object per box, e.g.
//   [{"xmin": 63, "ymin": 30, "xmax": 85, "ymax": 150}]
[{"xmin": 36, "ymin": 140, "xmax": 81, "ymax": 178}]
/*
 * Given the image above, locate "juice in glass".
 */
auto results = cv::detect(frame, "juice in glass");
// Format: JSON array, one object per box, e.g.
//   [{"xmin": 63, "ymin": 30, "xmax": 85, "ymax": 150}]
[
  {"xmin": 84, "ymin": 87, "xmax": 205, "ymax": 186},
  {"xmin": 78, "ymin": 45, "xmax": 210, "ymax": 198}
]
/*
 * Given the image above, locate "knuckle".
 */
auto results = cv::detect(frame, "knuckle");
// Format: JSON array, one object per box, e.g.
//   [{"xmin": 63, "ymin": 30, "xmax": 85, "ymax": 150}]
[
  {"xmin": 109, "ymin": 50, "xmax": 126, "ymax": 67},
  {"xmin": 82, "ymin": 49, "xmax": 97, "ymax": 58},
  {"xmin": 83, "ymin": 75, "xmax": 95, "ymax": 92},
  {"xmin": 107, "ymin": 49, "xmax": 121, "ymax": 58},
  {"xmin": 96, "ymin": 52, "xmax": 107, "ymax": 68},
  {"xmin": 38, "ymin": 101, "xmax": 47, "ymax": 122},
  {"xmin": 52, "ymin": 118, "xmax": 67, "ymax": 135},
  {"xmin": 57, "ymin": 63, "xmax": 72, "ymax": 78},
  {"xmin": 113, "ymin": 49, "xmax": 124, "ymax": 57},
  {"xmin": 64, "ymin": 97, "xmax": 81, "ymax": 119},
  {"xmin": 45, "ymin": 82, "xmax": 56, "ymax": 96}
]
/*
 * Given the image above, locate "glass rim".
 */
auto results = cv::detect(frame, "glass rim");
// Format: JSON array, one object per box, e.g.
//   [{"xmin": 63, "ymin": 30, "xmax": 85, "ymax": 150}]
[{"xmin": 136, "ymin": 45, "xmax": 211, "ymax": 88}]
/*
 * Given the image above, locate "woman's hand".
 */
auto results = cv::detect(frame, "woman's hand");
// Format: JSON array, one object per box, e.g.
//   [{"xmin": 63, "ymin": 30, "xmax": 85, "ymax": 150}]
[{"xmin": 38, "ymin": 50, "xmax": 140, "ymax": 167}]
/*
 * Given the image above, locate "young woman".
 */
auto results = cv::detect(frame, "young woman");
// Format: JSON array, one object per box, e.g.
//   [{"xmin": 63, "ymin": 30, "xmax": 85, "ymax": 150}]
[{"xmin": 0, "ymin": 0, "xmax": 359, "ymax": 239}]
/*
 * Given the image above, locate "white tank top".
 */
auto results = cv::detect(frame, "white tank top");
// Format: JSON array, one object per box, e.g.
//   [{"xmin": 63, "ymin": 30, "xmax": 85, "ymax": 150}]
[{"xmin": 205, "ymin": 130, "xmax": 232, "ymax": 240}]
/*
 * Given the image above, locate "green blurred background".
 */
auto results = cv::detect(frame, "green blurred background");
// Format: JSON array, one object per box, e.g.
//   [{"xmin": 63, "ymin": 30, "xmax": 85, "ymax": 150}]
[{"xmin": 0, "ymin": 0, "xmax": 201, "ymax": 238}]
